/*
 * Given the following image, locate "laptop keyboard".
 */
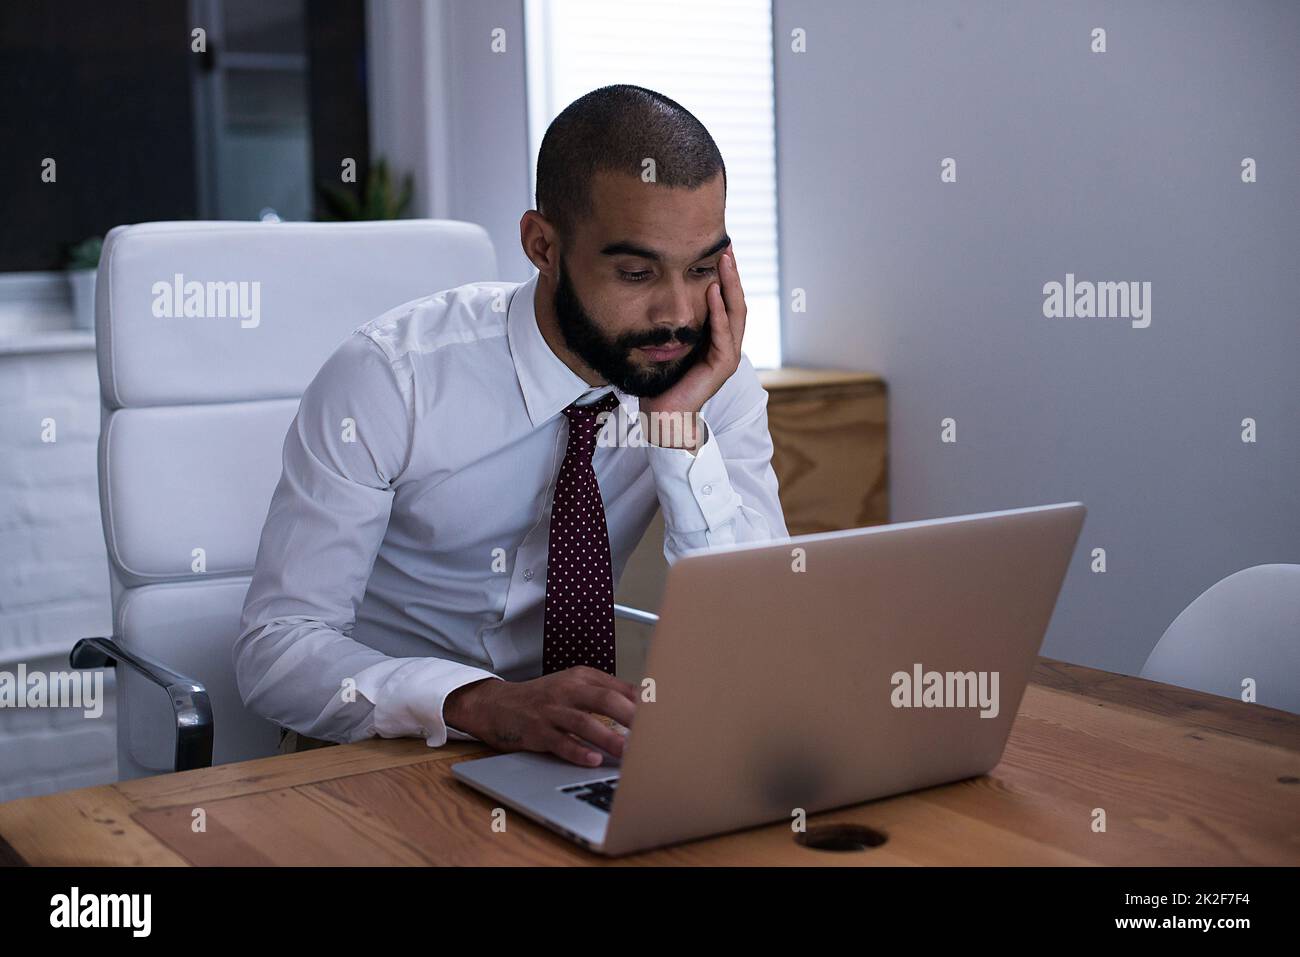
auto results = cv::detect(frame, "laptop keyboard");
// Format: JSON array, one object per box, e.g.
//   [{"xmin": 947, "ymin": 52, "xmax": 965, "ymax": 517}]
[{"xmin": 560, "ymin": 776, "xmax": 619, "ymax": 812}]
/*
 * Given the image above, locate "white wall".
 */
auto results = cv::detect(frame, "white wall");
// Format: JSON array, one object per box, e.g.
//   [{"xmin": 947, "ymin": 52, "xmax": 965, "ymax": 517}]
[
  {"xmin": 773, "ymin": 0, "xmax": 1300, "ymax": 674},
  {"xmin": 0, "ymin": 331, "xmax": 117, "ymax": 799},
  {"xmin": 367, "ymin": 0, "xmax": 533, "ymax": 281}
]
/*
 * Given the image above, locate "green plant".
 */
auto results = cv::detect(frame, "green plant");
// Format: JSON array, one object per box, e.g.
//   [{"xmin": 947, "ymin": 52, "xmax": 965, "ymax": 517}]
[
  {"xmin": 66, "ymin": 236, "xmax": 103, "ymax": 270},
  {"xmin": 317, "ymin": 157, "xmax": 414, "ymax": 221}
]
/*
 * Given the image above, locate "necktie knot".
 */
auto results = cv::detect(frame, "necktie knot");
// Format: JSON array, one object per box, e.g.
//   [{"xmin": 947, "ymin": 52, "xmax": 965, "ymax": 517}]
[{"xmin": 561, "ymin": 392, "xmax": 621, "ymax": 459}]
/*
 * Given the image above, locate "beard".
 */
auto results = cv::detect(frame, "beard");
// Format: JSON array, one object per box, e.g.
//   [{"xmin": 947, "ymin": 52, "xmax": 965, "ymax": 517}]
[{"xmin": 553, "ymin": 255, "xmax": 710, "ymax": 398}]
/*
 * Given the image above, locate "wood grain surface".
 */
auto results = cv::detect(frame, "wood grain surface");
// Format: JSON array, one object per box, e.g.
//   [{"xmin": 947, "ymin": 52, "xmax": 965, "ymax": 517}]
[{"xmin": 1, "ymin": 659, "xmax": 1295, "ymax": 866}]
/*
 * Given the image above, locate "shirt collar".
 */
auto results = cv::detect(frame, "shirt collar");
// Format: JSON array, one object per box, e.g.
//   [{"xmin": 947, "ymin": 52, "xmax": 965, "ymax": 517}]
[{"xmin": 507, "ymin": 270, "xmax": 626, "ymax": 427}]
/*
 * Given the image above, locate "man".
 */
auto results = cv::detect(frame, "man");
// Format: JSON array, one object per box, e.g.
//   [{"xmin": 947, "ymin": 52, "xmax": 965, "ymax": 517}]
[{"xmin": 235, "ymin": 84, "xmax": 788, "ymax": 769}]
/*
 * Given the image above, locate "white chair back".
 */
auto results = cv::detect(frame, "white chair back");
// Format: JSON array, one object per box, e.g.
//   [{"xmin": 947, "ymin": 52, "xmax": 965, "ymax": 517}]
[
  {"xmin": 94, "ymin": 220, "xmax": 498, "ymax": 778},
  {"xmin": 1141, "ymin": 563, "xmax": 1300, "ymax": 714}
]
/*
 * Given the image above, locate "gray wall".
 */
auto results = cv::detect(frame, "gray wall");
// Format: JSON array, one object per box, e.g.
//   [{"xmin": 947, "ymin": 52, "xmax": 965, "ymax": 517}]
[
  {"xmin": 773, "ymin": 0, "xmax": 1299, "ymax": 674},
  {"xmin": 367, "ymin": 0, "xmax": 534, "ymax": 282}
]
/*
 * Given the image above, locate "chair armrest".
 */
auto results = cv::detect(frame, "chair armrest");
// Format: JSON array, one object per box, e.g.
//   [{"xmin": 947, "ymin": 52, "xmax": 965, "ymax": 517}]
[
  {"xmin": 613, "ymin": 603, "xmax": 659, "ymax": 626},
  {"xmin": 70, "ymin": 636, "xmax": 214, "ymax": 773}
]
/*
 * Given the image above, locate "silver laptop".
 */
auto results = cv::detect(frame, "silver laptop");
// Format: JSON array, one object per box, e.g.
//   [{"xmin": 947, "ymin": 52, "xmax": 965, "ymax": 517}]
[{"xmin": 452, "ymin": 501, "xmax": 1086, "ymax": 856}]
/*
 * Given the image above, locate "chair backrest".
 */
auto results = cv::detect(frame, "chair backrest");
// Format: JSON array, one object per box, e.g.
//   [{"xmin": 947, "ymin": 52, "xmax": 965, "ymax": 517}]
[
  {"xmin": 95, "ymin": 220, "xmax": 498, "ymax": 778},
  {"xmin": 1140, "ymin": 563, "xmax": 1300, "ymax": 714}
]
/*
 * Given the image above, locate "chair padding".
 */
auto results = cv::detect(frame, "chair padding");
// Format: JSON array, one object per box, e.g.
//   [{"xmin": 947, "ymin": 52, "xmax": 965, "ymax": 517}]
[{"xmin": 96, "ymin": 219, "xmax": 497, "ymax": 408}]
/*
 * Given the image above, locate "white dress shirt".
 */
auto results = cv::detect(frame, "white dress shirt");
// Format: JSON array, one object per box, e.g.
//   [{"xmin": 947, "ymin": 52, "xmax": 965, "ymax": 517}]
[{"xmin": 235, "ymin": 270, "xmax": 789, "ymax": 748}]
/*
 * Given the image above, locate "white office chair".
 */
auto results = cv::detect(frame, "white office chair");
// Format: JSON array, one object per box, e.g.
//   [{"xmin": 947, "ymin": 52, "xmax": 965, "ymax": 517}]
[
  {"xmin": 70, "ymin": 219, "xmax": 505, "ymax": 780},
  {"xmin": 1140, "ymin": 563, "xmax": 1300, "ymax": 714}
]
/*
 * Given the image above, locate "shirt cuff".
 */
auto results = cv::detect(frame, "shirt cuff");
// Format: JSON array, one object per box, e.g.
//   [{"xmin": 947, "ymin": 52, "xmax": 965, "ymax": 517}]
[
  {"xmin": 645, "ymin": 413, "xmax": 742, "ymax": 533},
  {"xmin": 354, "ymin": 658, "xmax": 503, "ymax": 747}
]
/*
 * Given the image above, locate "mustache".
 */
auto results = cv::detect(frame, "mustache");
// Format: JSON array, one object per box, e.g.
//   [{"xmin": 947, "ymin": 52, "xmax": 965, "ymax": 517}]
[{"xmin": 627, "ymin": 324, "xmax": 705, "ymax": 349}]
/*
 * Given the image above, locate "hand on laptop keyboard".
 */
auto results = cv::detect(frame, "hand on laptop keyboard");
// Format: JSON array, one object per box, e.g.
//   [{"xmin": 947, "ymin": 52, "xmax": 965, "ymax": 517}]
[
  {"xmin": 443, "ymin": 665, "xmax": 637, "ymax": 767},
  {"xmin": 574, "ymin": 712, "xmax": 630, "ymax": 766}
]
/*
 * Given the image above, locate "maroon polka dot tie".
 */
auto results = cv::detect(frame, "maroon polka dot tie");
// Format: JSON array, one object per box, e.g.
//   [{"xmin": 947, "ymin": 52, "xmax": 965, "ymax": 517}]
[{"xmin": 541, "ymin": 392, "xmax": 623, "ymax": 675}]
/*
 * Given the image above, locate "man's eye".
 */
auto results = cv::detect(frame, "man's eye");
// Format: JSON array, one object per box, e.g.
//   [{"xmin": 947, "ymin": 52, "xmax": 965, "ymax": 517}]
[
  {"xmin": 618, "ymin": 269, "xmax": 652, "ymax": 282},
  {"xmin": 693, "ymin": 266, "xmax": 718, "ymax": 277}
]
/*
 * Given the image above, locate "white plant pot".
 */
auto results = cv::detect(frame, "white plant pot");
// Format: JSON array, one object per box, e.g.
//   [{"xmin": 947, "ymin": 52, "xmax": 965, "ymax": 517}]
[{"xmin": 67, "ymin": 268, "xmax": 97, "ymax": 331}]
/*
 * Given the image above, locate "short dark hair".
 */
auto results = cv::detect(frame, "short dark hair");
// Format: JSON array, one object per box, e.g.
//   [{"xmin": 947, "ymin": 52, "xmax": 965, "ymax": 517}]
[{"xmin": 535, "ymin": 84, "xmax": 726, "ymax": 239}]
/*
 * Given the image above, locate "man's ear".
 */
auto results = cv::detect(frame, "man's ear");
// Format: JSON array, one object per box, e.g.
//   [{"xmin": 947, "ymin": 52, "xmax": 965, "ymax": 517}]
[{"xmin": 520, "ymin": 210, "xmax": 560, "ymax": 279}]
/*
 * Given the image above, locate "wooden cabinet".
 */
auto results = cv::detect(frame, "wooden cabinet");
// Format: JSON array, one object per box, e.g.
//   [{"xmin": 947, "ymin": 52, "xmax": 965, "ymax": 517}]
[{"xmin": 759, "ymin": 367, "xmax": 888, "ymax": 536}]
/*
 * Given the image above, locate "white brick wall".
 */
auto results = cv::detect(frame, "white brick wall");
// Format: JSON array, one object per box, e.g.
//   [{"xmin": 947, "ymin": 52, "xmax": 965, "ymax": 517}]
[
  {"xmin": 0, "ymin": 333, "xmax": 119, "ymax": 800},
  {"xmin": 0, "ymin": 654, "xmax": 117, "ymax": 802}
]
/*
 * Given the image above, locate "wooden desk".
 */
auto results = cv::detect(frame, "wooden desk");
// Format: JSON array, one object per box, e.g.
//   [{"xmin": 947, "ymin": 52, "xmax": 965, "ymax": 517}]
[{"xmin": 1, "ymin": 659, "xmax": 1296, "ymax": 866}]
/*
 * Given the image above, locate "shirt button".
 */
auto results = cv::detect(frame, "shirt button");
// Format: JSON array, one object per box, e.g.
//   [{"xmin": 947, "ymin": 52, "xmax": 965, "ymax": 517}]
[
  {"xmin": 701, "ymin": 483, "xmax": 713, "ymax": 495},
  {"xmin": 523, "ymin": 568, "xmax": 534, "ymax": 581}
]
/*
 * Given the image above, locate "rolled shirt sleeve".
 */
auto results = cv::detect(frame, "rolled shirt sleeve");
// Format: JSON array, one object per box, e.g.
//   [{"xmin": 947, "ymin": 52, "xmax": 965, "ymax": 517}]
[
  {"xmin": 646, "ymin": 354, "xmax": 789, "ymax": 564},
  {"xmin": 234, "ymin": 332, "xmax": 500, "ymax": 747}
]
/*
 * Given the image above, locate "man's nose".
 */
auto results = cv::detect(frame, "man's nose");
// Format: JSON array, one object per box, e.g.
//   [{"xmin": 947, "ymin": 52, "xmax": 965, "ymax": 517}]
[{"xmin": 650, "ymin": 277, "xmax": 698, "ymax": 329}]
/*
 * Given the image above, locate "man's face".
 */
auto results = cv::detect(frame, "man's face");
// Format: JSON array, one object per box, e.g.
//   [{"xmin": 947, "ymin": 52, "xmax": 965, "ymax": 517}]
[{"xmin": 549, "ymin": 170, "xmax": 728, "ymax": 398}]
